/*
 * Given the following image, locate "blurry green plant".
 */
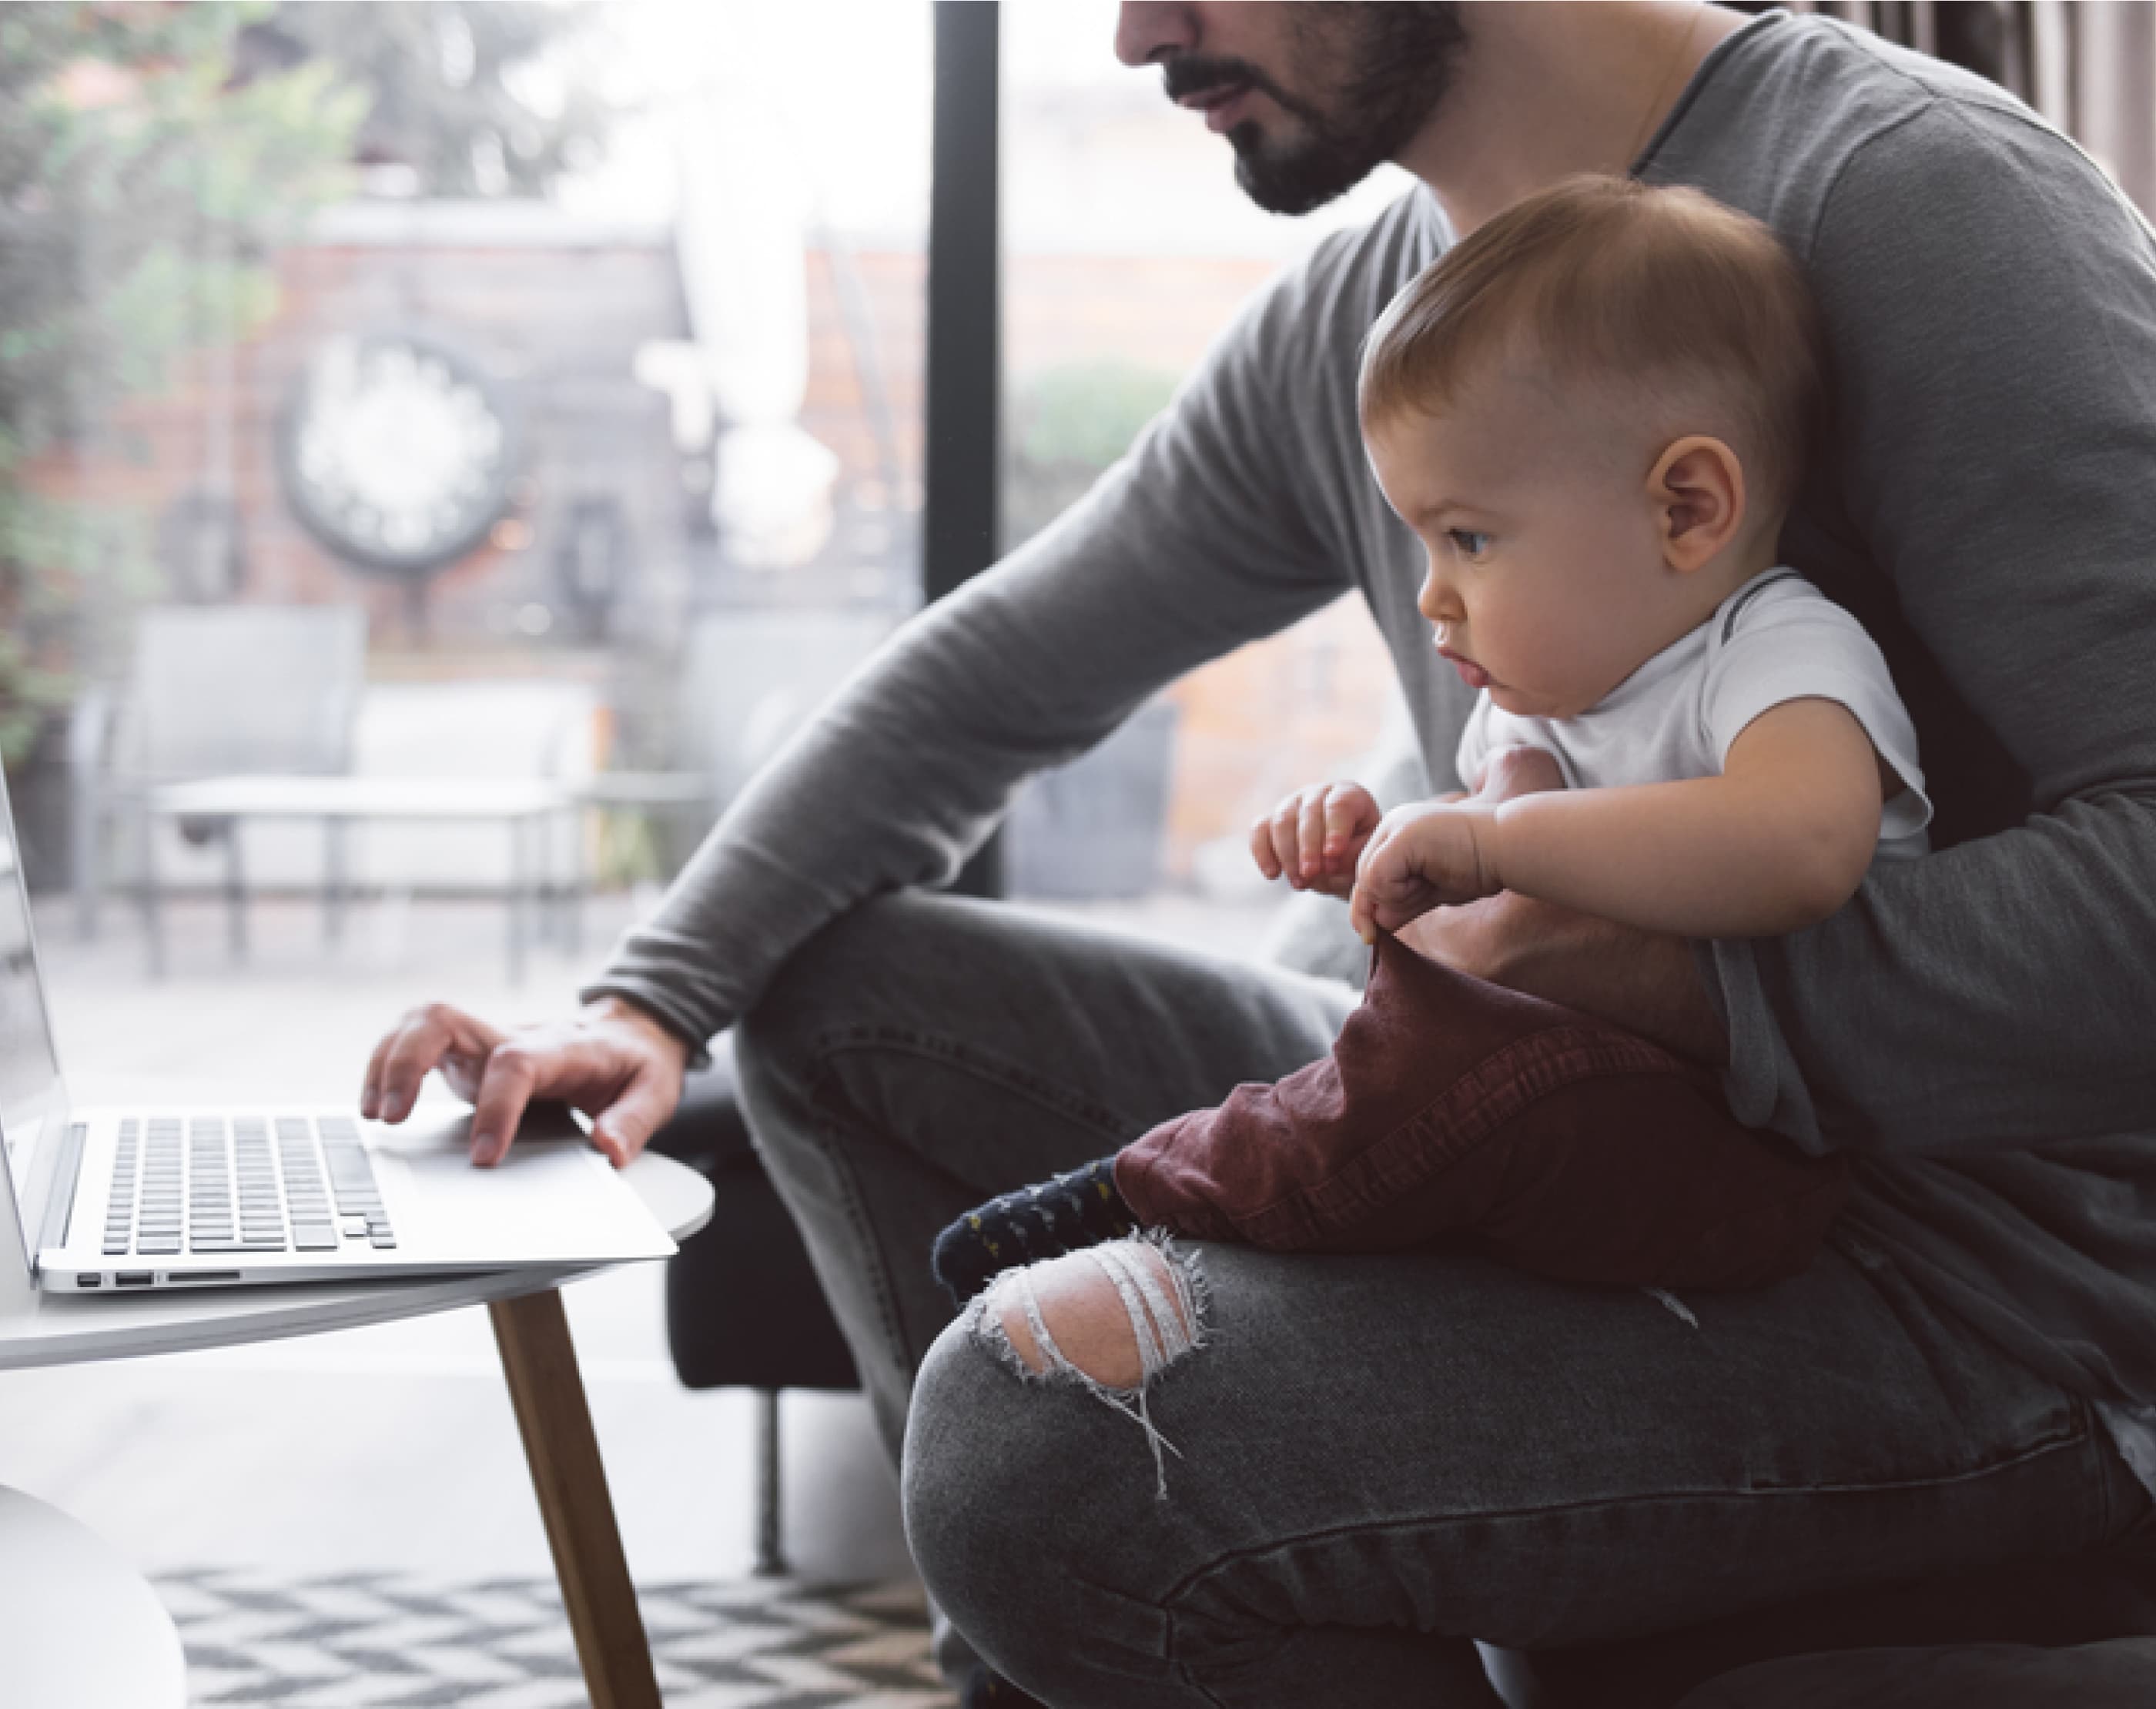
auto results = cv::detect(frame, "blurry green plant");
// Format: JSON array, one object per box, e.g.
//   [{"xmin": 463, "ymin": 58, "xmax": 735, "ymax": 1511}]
[
  {"xmin": 0, "ymin": 1, "xmax": 363, "ymax": 762},
  {"xmin": 1005, "ymin": 360, "xmax": 1181, "ymax": 551},
  {"xmin": 0, "ymin": 2, "xmax": 615, "ymax": 770},
  {"xmin": 254, "ymin": 2, "xmax": 609, "ymax": 196}
]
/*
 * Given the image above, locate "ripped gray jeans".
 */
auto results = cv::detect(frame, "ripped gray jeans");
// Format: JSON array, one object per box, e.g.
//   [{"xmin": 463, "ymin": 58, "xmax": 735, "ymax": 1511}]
[{"xmin": 734, "ymin": 891, "xmax": 2151, "ymax": 1708}]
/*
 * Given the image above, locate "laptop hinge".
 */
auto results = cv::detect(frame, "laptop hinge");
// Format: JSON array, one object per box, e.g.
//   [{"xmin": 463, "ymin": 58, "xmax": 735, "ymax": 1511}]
[{"xmin": 35, "ymin": 1120, "xmax": 88, "ymax": 1260}]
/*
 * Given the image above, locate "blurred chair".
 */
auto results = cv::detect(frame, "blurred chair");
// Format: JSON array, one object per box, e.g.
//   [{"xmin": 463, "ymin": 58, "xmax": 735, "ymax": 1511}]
[
  {"xmin": 649, "ymin": 607, "xmax": 897, "ymax": 1573},
  {"xmin": 677, "ymin": 608, "xmax": 897, "ymax": 805},
  {"xmin": 1005, "ymin": 697, "xmax": 1179, "ymax": 900},
  {"xmin": 72, "ymin": 605, "xmax": 367, "ymax": 944}
]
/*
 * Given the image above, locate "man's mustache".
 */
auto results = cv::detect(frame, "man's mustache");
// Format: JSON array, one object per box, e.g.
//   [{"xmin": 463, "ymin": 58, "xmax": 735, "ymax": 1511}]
[{"xmin": 1161, "ymin": 54, "xmax": 1319, "ymax": 125}]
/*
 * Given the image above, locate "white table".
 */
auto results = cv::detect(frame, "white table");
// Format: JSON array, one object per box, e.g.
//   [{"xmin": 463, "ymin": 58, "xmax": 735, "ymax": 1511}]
[
  {"xmin": 141, "ymin": 776, "xmax": 578, "ymax": 982},
  {"xmin": 0, "ymin": 1149, "xmax": 714, "ymax": 1709}
]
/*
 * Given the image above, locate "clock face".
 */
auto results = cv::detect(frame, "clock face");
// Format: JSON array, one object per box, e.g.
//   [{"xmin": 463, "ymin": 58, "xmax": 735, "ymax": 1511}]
[{"xmin": 278, "ymin": 332, "xmax": 518, "ymax": 577}]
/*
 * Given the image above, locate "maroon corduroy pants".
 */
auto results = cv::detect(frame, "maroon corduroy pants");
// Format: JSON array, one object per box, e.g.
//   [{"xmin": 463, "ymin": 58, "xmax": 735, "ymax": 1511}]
[{"xmin": 1114, "ymin": 932, "xmax": 1850, "ymax": 1290}]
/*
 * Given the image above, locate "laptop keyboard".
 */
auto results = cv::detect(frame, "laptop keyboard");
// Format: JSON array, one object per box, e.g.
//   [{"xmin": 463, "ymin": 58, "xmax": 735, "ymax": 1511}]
[{"xmin": 102, "ymin": 1115, "xmax": 396, "ymax": 1259}]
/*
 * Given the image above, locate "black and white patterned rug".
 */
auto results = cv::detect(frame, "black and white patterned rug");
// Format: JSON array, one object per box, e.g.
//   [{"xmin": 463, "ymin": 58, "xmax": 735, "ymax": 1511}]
[{"xmin": 158, "ymin": 1569, "xmax": 949, "ymax": 1707}]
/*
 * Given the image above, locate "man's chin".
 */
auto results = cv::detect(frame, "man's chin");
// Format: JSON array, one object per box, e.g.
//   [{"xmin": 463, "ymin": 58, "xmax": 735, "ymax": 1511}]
[{"xmin": 1229, "ymin": 127, "xmax": 1374, "ymax": 216}]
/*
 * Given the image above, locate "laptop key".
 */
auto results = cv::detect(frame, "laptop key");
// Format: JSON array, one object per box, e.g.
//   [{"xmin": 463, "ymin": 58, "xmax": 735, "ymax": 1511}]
[{"xmin": 293, "ymin": 1225, "xmax": 339, "ymax": 1252}]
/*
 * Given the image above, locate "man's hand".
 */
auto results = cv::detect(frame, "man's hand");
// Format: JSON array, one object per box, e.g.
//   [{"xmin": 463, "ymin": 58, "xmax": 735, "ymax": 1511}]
[
  {"xmin": 1349, "ymin": 800, "xmax": 1504, "ymax": 941},
  {"xmin": 1250, "ymin": 780, "xmax": 1381, "ymax": 898},
  {"xmin": 360, "ymin": 995, "xmax": 692, "ymax": 1169},
  {"xmin": 1398, "ymin": 892, "xmax": 1729, "ymax": 1064}
]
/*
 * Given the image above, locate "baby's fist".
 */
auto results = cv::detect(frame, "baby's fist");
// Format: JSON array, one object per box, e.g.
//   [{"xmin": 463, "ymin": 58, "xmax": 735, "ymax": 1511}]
[
  {"xmin": 1250, "ymin": 781, "xmax": 1381, "ymax": 898},
  {"xmin": 1349, "ymin": 801, "xmax": 1502, "ymax": 942}
]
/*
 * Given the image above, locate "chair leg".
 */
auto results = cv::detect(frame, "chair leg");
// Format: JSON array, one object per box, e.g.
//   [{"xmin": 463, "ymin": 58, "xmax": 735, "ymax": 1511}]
[
  {"xmin": 753, "ymin": 1387, "xmax": 788, "ymax": 1577},
  {"xmin": 507, "ymin": 814, "xmax": 532, "ymax": 985},
  {"xmin": 139, "ymin": 808, "xmax": 165, "ymax": 981},
  {"xmin": 221, "ymin": 820, "xmax": 248, "ymax": 963},
  {"xmin": 323, "ymin": 818, "xmax": 348, "ymax": 948},
  {"xmin": 73, "ymin": 791, "xmax": 101, "ymax": 941}
]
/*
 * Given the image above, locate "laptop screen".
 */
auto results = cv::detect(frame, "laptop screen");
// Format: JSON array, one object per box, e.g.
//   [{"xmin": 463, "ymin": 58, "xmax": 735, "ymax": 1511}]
[{"xmin": 0, "ymin": 771, "xmax": 67, "ymax": 1257}]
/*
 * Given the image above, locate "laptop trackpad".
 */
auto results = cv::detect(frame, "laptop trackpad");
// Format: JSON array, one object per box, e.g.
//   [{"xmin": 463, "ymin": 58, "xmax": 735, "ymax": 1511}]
[{"xmin": 372, "ymin": 1112, "xmax": 672, "ymax": 1263}]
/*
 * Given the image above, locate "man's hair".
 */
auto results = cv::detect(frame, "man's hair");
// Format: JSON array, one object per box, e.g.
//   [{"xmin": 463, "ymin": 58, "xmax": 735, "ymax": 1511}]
[{"xmin": 1359, "ymin": 176, "xmax": 1825, "ymax": 519}]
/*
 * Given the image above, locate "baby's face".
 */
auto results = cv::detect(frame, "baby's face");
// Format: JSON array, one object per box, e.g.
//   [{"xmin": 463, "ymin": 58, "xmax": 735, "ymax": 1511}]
[{"xmin": 1365, "ymin": 377, "xmax": 1687, "ymax": 721}]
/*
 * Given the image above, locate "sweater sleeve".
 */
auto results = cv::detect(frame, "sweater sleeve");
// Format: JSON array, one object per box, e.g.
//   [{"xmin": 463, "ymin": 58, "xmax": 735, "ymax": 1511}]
[
  {"xmin": 1706, "ymin": 102, "xmax": 2156, "ymax": 1155},
  {"xmin": 581, "ymin": 247, "xmax": 1362, "ymax": 1048}
]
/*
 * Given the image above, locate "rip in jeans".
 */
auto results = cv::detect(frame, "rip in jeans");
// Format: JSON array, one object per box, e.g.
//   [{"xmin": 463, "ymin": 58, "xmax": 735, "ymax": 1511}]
[{"xmin": 968, "ymin": 1231, "xmax": 1208, "ymax": 1499}]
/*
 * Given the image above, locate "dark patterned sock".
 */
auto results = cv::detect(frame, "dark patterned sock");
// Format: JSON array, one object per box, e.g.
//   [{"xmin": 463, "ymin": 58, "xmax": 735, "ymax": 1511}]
[{"xmin": 932, "ymin": 1154, "xmax": 1137, "ymax": 1306}]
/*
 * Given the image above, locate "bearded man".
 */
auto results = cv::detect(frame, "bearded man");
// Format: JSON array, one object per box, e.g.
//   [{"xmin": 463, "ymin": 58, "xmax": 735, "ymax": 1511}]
[{"xmin": 365, "ymin": 6, "xmax": 2156, "ymax": 1704}]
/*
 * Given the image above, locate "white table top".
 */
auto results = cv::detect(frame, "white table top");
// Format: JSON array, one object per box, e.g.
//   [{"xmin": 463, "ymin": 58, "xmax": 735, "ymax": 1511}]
[
  {"xmin": 147, "ymin": 775, "xmax": 574, "ymax": 821},
  {"xmin": 0, "ymin": 1485, "xmax": 186, "ymax": 1707},
  {"xmin": 568, "ymin": 771, "xmax": 719, "ymax": 808},
  {"xmin": 0, "ymin": 1148, "xmax": 712, "ymax": 1372}
]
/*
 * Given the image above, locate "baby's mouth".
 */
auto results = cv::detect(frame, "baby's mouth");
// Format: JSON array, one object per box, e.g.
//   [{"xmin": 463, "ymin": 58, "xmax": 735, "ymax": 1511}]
[{"xmin": 1438, "ymin": 644, "xmax": 1492, "ymax": 692}]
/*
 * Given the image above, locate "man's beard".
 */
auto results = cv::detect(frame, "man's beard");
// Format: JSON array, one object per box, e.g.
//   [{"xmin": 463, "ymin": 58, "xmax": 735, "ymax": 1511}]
[{"xmin": 1161, "ymin": 4, "xmax": 1465, "ymax": 216}]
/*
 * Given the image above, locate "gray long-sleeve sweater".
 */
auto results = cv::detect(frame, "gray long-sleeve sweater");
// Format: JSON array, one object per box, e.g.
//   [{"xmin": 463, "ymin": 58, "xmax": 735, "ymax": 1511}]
[{"xmin": 591, "ymin": 13, "xmax": 2156, "ymax": 1410}]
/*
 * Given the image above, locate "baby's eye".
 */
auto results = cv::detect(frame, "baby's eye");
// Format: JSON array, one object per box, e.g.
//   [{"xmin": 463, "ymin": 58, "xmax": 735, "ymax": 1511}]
[{"xmin": 1446, "ymin": 528, "xmax": 1490, "ymax": 558}]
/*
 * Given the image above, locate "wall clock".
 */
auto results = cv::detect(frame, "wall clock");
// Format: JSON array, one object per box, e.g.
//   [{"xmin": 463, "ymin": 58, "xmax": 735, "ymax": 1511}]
[{"xmin": 277, "ymin": 331, "xmax": 520, "ymax": 577}]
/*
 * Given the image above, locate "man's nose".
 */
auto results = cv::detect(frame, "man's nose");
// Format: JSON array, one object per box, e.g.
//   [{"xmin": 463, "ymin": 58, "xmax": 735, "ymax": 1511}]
[{"xmin": 1115, "ymin": 2, "xmax": 1197, "ymax": 68}]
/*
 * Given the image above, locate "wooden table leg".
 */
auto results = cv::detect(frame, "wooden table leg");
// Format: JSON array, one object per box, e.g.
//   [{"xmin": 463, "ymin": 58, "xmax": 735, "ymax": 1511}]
[{"xmin": 490, "ymin": 1287, "xmax": 660, "ymax": 1709}]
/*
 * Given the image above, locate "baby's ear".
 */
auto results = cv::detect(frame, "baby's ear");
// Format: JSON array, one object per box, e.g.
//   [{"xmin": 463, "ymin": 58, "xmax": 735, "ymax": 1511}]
[{"xmin": 1648, "ymin": 435, "xmax": 1746, "ymax": 571}]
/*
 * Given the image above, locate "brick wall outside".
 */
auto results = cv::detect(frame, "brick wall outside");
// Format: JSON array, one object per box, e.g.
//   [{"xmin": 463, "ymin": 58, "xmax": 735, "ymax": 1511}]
[{"xmin": 29, "ymin": 214, "xmax": 1394, "ymax": 881}]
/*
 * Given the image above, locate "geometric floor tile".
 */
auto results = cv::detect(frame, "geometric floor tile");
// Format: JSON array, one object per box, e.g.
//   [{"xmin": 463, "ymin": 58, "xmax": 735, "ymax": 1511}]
[{"xmin": 159, "ymin": 1570, "xmax": 951, "ymax": 1708}]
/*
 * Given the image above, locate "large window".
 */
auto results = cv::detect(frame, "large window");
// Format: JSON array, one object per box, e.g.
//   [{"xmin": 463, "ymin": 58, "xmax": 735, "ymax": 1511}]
[
  {"xmin": 2, "ymin": 1, "xmax": 930, "ymax": 978},
  {"xmin": 999, "ymin": 2, "xmax": 1413, "ymax": 943}
]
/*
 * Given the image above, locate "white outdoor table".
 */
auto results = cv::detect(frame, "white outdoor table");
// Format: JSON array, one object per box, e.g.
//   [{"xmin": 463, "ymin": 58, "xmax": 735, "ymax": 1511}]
[
  {"xmin": 557, "ymin": 771, "xmax": 721, "ymax": 957},
  {"xmin": 0, "ymin": 1147, "xmax": 714, "ymax": 1709},
  {"xmin": 140, "ymin": 775, "xmax": 578, "ymax": 982}
]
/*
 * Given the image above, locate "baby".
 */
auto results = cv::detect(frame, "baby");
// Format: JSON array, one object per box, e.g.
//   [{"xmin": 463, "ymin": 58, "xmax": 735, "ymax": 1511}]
[{"xmin": 934, "ymin": 175, "xmax": 1929, "ymax": 1306}]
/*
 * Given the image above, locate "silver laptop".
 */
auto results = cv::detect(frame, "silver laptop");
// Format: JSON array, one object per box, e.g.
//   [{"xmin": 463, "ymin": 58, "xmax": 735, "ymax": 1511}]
[{"xmin": 0, "ymin": 771, "xmax": 675, "ymax": 1295}]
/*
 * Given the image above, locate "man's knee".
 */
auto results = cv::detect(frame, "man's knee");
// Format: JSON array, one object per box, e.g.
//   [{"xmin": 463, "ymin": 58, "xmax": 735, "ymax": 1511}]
[
  {"xmin": 987, "ymin": 1241, "xmax": 1200, "ymax": 1390},
  {"xmin": 905, "ymin": 1290, "xmax": 1185, "ymax": 1696},
  {"xmin": 904, "ymin": 1314, "xmax": 1074, "ymax": 1676}
]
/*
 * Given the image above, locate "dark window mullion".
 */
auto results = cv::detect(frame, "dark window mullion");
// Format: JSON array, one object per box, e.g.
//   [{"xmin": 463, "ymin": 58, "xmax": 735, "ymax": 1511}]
[{"xmin": 922, "ymin": 0, "xmax": 1003, "ymax": 897}]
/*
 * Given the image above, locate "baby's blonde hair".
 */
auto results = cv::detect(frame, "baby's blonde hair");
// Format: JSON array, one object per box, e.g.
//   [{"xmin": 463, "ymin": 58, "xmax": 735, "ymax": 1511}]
[{"xmin": 1360, "ymin": 176, "xmax": 1825, "ymax": 517}]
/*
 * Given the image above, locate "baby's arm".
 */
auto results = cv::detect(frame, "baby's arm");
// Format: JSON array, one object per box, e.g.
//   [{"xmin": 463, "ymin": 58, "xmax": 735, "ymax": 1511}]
[
  {"xmin": 1472, "ymin": 744, "xmax": 1567, "ymax": 805},
  {"xmin": 1353, "ymin": 700, "xmax": 1886, "ymax": 942}
]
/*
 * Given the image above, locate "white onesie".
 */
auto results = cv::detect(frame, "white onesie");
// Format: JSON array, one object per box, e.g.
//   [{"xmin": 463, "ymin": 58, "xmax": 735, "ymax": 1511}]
[{"xmin": 1455, "ymin": 567, "xmax": 1933, "ymax": 860}]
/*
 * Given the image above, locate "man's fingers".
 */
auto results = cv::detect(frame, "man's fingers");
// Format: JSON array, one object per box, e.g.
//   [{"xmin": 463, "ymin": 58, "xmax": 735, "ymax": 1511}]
[
  {"xmin": 468, "ymin": 1043, "xmax": 545, "ymax": 1166},
  {"xmin": 588, "ymin": 1072, "xmax": 680, "ymax": 1169},
  {"xmin": 373, "ymin": 1005, "xmax": 501, "ymax": 1124},
  {"xmin": 359, "ymin": 1029, "xmax": 396, "ymax": 1119}
]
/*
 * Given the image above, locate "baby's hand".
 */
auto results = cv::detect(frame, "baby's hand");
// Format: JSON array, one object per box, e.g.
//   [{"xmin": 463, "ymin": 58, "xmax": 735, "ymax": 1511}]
[
  {"xmin": 1349, "ymin": 800, "xmax": 1504, "ymax": 942},
  {"xmin": 1250, "ymin": 781, "xmax": 1381, "ymax": 898}
]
